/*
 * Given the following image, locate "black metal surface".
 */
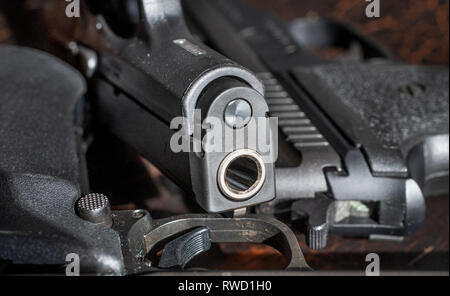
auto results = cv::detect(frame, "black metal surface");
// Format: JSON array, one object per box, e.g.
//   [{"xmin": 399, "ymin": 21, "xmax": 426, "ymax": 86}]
[
  {"xmin": 407, "ymin": 135, "xmax": 449, "ymax": 197},
  {"xmin": 293, "ymin": 63, "xmax": 449, "ymax": 178},
  {"xmin": 93, "ymin": 78, "xmax": 193, "ymax": 193},
  {"xmin": 185, "ymin": 0, "xmax": 446, "ymax": 248},
  {"xmin": 93, "ymin": 0, "xmax": 275, "ymax": 213},
  {"xmin": 184, "ymin": 0, "xmax": 341, "ymax": 201}
]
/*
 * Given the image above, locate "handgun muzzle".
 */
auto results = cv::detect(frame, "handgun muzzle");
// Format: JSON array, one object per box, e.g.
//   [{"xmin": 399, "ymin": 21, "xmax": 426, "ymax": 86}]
[{"xmin": 218, "ymin": 149, "xmax": 267, "ymax": 201}]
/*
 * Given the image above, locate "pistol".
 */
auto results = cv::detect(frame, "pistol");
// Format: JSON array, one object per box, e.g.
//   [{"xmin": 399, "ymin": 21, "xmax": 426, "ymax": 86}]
[{"xmin": 0, "ymin": 0, "xmax": 448, "ymax": 275}]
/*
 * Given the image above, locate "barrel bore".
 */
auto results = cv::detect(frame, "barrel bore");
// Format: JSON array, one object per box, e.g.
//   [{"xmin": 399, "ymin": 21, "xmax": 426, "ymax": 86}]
[{"xmin": 218, "ymin": 150, "xmax": 266, "ymax": 201}]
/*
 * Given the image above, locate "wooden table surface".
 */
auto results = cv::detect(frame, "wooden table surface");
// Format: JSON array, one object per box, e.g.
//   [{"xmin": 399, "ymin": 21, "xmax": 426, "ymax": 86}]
[{"xmin": 247, "ymin": 0, "xmax": 449, "ymax": 65}]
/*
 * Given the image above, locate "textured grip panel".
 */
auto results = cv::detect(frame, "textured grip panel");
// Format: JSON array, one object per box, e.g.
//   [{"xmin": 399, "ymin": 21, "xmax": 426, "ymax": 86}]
[
  {"xmin": 293, "ymin": 62, "xmax": 449, "ymax": 177},
  {"xmin": 0, "ymin": 45, "xmax": 86, "ymax": 184}
]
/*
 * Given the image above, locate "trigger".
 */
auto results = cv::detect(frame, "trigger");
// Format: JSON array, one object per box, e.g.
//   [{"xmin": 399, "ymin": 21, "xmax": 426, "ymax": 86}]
[{"xmin": 158, "ymin": 227, "xmax": 211, "ymax": 269}]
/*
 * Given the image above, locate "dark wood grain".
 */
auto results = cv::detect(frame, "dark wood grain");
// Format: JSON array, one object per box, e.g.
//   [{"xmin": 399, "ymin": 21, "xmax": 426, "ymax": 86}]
[{"xmin": 247, "ymin": 0, "xmax": 449, "ymax": 65}]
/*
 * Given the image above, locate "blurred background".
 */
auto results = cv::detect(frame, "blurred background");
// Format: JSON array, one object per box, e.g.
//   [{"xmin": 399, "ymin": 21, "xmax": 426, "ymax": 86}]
[
  {"xmin": 247, "ymin": 0, "xmax": 449, "ymax": 65},
  {"xmin": 0, "ymin": 0, "xmax": 448, "ymax": 271},
  {"xmin": 1, "ymin": 0, "xmax": 448, "ymax": 65}
]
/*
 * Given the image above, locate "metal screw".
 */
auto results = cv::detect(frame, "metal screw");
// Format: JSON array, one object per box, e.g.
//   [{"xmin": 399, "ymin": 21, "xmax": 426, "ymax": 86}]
[
  {"xmin": 224, "ymin": 99, "xmax": 252, "ymax": 129},
  {"xmin": 76, "ymin": 193, "xmax": 113, "ymax": 227}
]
